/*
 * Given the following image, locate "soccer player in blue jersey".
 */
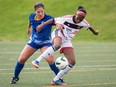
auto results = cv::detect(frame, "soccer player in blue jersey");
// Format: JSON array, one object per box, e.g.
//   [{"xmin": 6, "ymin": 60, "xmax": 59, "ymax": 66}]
[{"xmin": 10, "ymin": 2, "xmax": 60, "ymax": 84}]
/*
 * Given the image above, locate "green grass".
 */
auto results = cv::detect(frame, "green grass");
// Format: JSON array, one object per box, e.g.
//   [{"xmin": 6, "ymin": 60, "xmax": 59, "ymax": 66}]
[
  {"xmin": 0, "ymin": 0, "xmax": 116, "ymax": 41},
  {"xmin": 0, "ymin": 41, "xmax": 116, "ymax": 87}
]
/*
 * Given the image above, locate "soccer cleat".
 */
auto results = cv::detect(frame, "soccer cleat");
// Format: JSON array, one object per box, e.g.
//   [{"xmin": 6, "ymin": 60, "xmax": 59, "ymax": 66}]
[
  {"xmin": 31, "ymin": 60, "xmax": 39, "ymax": 68},
  {"xmin": 51, "ymin": 79, "xmax": 67, "ymax": 86},
  {"xmin": 59, "ymin": 78, "xmax": 65, "ymax": 83},
  {"xmin": 10, "ymin": 77, "xmax": 19, "ymax": 84}
]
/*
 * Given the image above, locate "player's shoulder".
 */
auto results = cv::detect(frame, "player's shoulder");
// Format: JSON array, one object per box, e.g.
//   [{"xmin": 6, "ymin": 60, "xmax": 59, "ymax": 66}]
[
  {"xmin": 82, "ymin": 19, "xmax": 89, "ymax": 25},
  {"xmin": 45, "ymin": 14, "xmax": 54, "ymax": 19},
  {"xmin": 30, "ymin": 13, "xmax": 35, "ymax": 16},
  {"xmin": 62, "ymin": 15, "xmax": 73, "ymax": 18},
  {"xmin": 29, "ymin": 13, "xmax": 35, "ymax": 18}
]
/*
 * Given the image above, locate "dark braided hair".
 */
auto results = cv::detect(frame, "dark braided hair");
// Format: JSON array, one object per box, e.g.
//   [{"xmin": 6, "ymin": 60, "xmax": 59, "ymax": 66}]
[
  {"xmin": 34, "ymin": 2, "xmax": 44, "ymax": 11},
  {"xmin": 77, "ymin": 6, "xmax": 87, "ymax": 14}
]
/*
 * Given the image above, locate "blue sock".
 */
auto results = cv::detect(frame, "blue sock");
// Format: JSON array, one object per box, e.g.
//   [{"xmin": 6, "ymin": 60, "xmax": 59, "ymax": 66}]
[
  {"xmin": 14, "ymin": 61, "xmax": 24, "ymax": 78},
  {"xmin": 49, "ymin": 62, "xmax": 59, "ymax": 75}
]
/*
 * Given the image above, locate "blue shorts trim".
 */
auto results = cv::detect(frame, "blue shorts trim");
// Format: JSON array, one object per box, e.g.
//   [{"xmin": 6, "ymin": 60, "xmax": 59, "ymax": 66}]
[{"xmin": 27, "ymin": 40, "xmax": 52, "ymax": 50}]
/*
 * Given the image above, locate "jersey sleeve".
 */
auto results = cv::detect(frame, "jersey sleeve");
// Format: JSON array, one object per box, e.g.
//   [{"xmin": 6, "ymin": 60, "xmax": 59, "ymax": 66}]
[
  {"xmin": 82, "ymin": 20, "xmax": 91, "ymax": 29},
  {"xmin": 54, "ymin": 17, "xmax": 65, "ymax": 24},
  {"xmin": 54, "ymin": 15, "xmax": 73, "ymax": 25},
  {"xmin": 45, "ymin": 15, "xmax": 55, "ymax": 26},
  {"xmin": 29, "ymin": 13, "xmax": 34, "ymax": 24}
]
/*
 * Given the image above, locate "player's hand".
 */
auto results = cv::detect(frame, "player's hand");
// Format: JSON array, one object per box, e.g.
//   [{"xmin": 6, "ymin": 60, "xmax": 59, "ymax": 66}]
[
  {"xmin": 36, "ymin": 23, "xmax": 45, "ymax": 32},
  {"xmin": 56, "ymin": 24, "xmax": 64, "ymax": 29},
  {"xmin": 94, "ymin": 30, "xmax": 99, "ymax": 35}
]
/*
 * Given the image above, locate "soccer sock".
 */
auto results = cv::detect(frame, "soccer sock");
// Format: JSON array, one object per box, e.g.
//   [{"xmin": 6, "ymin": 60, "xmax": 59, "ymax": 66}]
[
  {"xmin": 49, "ymin": 62, "xmax": 59, "ymax": 75},
  {"xmin": 14, "ymin": 61, "xmax": 24, "ymax": 78},
  {"xmin": 53, "ymin": 64, "xmax": 73, "ymax": 81},
  {"xmin": 36, "ymin": 45, "xmax": 56, "ymax": 62}
]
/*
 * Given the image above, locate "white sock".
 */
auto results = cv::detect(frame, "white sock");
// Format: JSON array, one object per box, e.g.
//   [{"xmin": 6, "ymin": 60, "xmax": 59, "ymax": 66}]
[
  {"xmin": 36, "ymin": 46, "xmax": 56, "ymax": 62},
  {"xmin": 53, "ymin": 64, "xmax": 73, "ymax": 81}
]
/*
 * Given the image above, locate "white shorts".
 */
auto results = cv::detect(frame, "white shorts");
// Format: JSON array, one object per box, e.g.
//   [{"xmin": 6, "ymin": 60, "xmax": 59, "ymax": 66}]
[{"xmin": 52, "ymin": 28, "xmax": 73, "ymax": 53}]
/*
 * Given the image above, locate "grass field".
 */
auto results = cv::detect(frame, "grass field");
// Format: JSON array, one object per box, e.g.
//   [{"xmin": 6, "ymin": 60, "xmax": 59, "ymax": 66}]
[
  {"xmin": 0, "ymin": 0, "xmax": 116, "ymax": 41},
  {"xmin": 0, "ymin": 1, "xmax": 116, "ymax": 86},
  {"xmin": 0, "ymin": 41, "xmax": 116, "ymax": 87}
]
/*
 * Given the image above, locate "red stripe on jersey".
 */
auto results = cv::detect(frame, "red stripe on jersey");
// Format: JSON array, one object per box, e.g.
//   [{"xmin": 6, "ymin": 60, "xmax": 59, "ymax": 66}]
[
  {"xmin": 62, "ymin": 15, "xmax": 73, "ymax": 18},
  {"xmin": 83, "ymin": 20, "xmax": 89, "ymax": 25}
]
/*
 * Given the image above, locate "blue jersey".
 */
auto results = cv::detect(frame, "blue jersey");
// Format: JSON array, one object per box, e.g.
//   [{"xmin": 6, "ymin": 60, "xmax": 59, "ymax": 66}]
[{"xmin": 29, "ymin": 13, "xmax": 54, "ymax": 45}]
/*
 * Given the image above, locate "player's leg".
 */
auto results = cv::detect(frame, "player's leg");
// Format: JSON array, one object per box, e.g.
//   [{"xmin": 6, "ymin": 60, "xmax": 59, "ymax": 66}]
[
  {"xmin": 40, "ymin": 46, "xmax": 59, "ymax": 75},
  {"xmin": 31, "ymin": 29, "xmax": 63, "ymax": 65},
  {"xmin": 51, "ymin": 48, "xmax": 75, "ymax": 85},
  {"xmin": 51, "ymin": 40, "xmax": 75, "ymax": 85},
  {"xmin": 32, "ymin": 36, "xmax": 62, "ymax": 67},
  {"xmin": 10, "ymin": 45, "xmax": 36, "ymax": 84}
]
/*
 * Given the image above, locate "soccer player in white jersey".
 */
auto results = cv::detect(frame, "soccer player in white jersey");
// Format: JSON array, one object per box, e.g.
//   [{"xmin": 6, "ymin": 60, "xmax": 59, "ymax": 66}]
[{"xmin": 32, "ymin": 6, "xmax": 99, "ymax": 85}]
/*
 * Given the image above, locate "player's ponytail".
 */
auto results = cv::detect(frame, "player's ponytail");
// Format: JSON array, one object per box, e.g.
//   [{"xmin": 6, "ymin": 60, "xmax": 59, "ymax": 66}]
[
  {"xmin": 78, "ymin": 6, "xmax": 84, "ymax": 10},
  {"xmin": 77, "ymin": 6, "xmax": 87, "ymax": 14}
]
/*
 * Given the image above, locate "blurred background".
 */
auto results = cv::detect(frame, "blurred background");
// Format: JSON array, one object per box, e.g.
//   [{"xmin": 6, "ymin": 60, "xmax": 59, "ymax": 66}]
[
  {"xmin": 0, "ymin": 0, "xmax": 116, "ymax": 42},
  {"xmin": 0, "ymin": 1, "xmax": 116, "ymax": 87}
]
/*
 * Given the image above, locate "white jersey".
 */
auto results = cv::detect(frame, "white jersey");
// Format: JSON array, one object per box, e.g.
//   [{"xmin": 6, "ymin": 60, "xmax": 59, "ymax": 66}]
[
  {"xmin": 52, "ymin": 15, "xmax": 91, "ymax": 53},
  {"xmin": 54, "ymin": 15, "xmax": 90, "ymax": 40}
]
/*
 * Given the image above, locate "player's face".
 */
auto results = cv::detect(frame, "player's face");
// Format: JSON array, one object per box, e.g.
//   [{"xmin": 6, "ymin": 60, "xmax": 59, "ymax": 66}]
[
  {"xmin": 35, "ymin": 7, "xmax": 45, "ymax": 19},
  {"xmin": 75, "ymin": 11, "xmax": 86, "ymax": 23}
]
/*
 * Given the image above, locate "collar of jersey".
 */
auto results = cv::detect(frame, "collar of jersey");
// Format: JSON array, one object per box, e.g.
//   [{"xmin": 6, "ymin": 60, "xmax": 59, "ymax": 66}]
[
  {"xmin": 72, "ymin": 16, "xmax": 76, "ymax": 23},
  {"xmin": 34, "ymin": 14, "xmax": 44, "ymax": 21}
]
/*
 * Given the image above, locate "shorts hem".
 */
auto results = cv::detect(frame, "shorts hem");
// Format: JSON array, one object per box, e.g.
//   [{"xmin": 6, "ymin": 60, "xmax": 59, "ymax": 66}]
[{"xmin": 59, "ymin": 47, "xmax": 73, "ymax": 53}]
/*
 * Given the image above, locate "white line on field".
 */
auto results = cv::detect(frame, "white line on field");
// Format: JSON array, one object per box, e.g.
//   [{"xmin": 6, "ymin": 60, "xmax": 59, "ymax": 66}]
[
  {"xmin": 0, "ymin": 64, "xmax": 116, "ymax": 71},
  {"xmin": 44, "ymin": 82, "xmax": 116, "ymax": 87}
]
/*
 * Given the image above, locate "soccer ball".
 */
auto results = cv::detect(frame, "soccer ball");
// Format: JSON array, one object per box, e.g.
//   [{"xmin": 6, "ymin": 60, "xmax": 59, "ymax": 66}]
[{"xmin": 55, "ymin": 56, "xmax": 68, "ymax": 70}]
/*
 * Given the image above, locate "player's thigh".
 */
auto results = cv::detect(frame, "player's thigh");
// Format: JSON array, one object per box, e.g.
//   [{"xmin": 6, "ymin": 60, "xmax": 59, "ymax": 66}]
[
  {"xmin": 18, "ymin": 45, "xmax": 36, "ymax": 63},
  {"xmin": 40, "ymin": 46, "xmax": 55, "ymax": 64},
  {"xmin": 53, "ymin": 37, "xmax": 62, "ymax": 49},
  {"xmin": 63, "ymin": 48, "xmax": 76, "ymax": 65}
]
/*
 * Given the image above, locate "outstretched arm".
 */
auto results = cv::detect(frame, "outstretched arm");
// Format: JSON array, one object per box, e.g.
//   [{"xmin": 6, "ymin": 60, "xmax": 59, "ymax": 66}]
[
  {"xmin": 27, "ymin": 21, "xmax": 31, "ymax": 36},
  {"xmin": 88, "ymin": 26, "xmax": 99, "ymax": 35},
  {"xmin": 36, "ymin": 18, "xmax": 54, "ymax": 32}
]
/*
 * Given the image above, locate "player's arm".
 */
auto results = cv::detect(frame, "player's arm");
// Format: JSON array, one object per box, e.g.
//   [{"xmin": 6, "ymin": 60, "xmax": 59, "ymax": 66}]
[
  {"xmin": 27, "ymin": 21, "xmax": 31, "ymax": 36},
  {"xmin": 56, "ymin": 23, "xmax": 64, "ymax": 29},
  {"xmin": 36, "ymin": 18, "xmax": 54, "ymax": 32},
  {"xmin": 88, "ymin": 26, "xmax": 99, "ymax": 35}
]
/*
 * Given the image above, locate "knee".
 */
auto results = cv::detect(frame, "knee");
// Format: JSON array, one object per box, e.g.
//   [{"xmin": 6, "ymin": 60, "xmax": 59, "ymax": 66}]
[
  {"xmin": 18, "ymin": 54, "xmax": 28, "ymax": 64},
  {"xmin": 71, "ymin": 60, "xmax": 76, "ymax": 66},
  {"xmin": 54, "ymin": 44, "xmax": 61, "ymax": 50},
  {"xmin": 73, "ymin": 61, "xmax": 76, "ymax": 65},
  {"xmin": 69, "ymin": 59, "xmax": 76, "ymax": 66},
  {"xmin": 18, "ymin": 58, "xmax": 26, "ymax": 64}
]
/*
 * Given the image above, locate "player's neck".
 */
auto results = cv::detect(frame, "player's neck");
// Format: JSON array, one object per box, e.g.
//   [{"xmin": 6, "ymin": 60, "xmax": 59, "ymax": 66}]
[{"xmin": 34, "ymin": 14, "xmax": 44, "ymax": 20}]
